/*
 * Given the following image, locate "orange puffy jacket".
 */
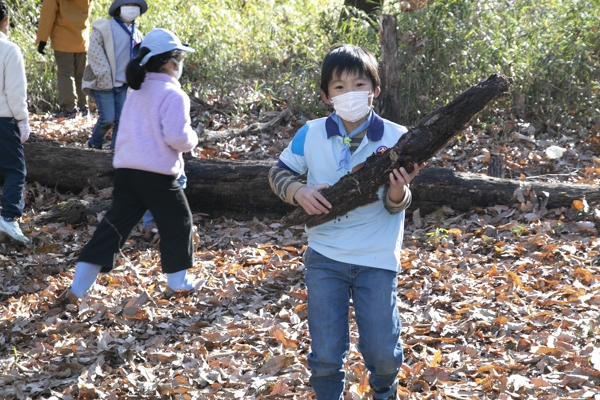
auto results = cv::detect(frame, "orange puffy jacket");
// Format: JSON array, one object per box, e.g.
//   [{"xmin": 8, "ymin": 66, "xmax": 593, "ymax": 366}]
[{"xmin": 36, "ymin": 0, "xmax": 93, "ymax": 53}]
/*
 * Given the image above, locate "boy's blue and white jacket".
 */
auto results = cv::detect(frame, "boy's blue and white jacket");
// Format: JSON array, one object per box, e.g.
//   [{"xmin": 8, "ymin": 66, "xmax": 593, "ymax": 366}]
[{"xmin": 277, "ymin": 111, "xmax": 408, "ymax": 272}]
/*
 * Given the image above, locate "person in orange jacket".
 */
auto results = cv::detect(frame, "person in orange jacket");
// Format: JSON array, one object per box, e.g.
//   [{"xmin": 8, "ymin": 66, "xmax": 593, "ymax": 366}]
[{"xmin": 35, "ymin": 0, "xmax": 93, "ymax": 119}]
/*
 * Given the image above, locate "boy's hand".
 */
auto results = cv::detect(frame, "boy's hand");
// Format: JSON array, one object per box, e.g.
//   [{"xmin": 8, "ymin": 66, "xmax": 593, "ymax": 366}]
[
  {"xmin": 387, "ymin": 163, "xmax": 424, "ymax": 203},
  {"xmin": 294, "ymin": 184, "xmax": 331, "ymax": 215}
]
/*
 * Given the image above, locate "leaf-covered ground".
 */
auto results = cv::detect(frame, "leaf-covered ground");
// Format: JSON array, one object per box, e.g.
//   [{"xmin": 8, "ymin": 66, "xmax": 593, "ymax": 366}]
[{"xmin": 1, "ymin": 106, "xmax": 600, "ymax": 400}]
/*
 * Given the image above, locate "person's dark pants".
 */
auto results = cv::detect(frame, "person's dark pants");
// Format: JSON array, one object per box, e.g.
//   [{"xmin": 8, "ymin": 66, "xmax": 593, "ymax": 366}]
[
  {"xmin": 54, "ymin": 50, "xmax": 87, "ymax": 110},
  {"xmin": 0, "ymin": 118, "xmax": 26, "ymax": 219},
  {"xmin": 78, "ymin": 168, "xmax": 194, "ymax": 273}
]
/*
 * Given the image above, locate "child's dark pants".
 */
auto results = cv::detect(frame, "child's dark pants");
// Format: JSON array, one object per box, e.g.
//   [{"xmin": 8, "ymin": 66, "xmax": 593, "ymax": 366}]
[{"xmin": 78, "ymin": 168, "xmax": 194, "ymax": 273}]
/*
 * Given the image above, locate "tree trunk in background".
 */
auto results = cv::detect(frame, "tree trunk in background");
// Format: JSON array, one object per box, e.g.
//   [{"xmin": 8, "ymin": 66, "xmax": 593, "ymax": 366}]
[
  {"xmin": 343, "ymin": 0, "xmax": 382, "ymax": 14},
  {"xmin": 378, "ymin": 14, "xmax": 403, "ymax": 125}
]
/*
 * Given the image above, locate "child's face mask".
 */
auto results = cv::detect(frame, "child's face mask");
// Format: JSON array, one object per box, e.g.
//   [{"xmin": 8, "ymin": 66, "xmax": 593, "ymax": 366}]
[
  {"xmin": 120, "ymin": 6, "xmax": 140, "ymax": 23},
  {"xmin": 171, "ymin": 58, "xmax": 183, "ymax": 80},
  {"xmin": 330, "ymin": 91, "xmax": 373, "ymax": 122}
]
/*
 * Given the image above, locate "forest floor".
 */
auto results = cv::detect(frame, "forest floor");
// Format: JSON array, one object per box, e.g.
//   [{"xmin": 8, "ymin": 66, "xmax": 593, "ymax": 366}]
[{"xmin": 1, "ymin": 103, "xmax": 600, "ymax": 400}]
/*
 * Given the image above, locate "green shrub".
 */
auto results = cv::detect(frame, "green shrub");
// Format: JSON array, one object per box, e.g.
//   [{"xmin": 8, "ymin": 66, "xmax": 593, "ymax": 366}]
[
  {"xmin": 388, "ymin": 0, "xmax": 600, "ymax": 126},
  {"xmin": 7, "ymin": 0, "xmax": 600, "ymax": 127}
]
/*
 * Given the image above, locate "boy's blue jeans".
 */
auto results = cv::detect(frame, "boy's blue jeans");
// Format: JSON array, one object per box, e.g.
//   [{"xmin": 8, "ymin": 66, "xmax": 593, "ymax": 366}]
[
  {"xmin": 89, "ymin": 85, "xmax": 128, "ymax": 149},
  {"xmin": 304, "ymin": 247, "xmax": 403, "ymax": 400}
]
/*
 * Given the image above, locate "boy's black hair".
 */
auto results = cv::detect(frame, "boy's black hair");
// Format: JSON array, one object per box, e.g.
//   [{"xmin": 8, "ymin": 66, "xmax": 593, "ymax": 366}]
[
  {"xmin": 0, "ymin": 0, "xmax": 8, "ymax": 22},
  {"xmin": 320, "ymin": 44, "xmax": 380, "ymax": 98},
  {"xmin": 126, "ymin": 48, "xmax": 185, "ymax": 90}
]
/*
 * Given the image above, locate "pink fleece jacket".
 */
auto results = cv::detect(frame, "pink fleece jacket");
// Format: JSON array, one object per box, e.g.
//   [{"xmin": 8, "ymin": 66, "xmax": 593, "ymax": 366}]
[{"xmin": 113, "ymin": 72, "xmax": 198, "ymax": 177}]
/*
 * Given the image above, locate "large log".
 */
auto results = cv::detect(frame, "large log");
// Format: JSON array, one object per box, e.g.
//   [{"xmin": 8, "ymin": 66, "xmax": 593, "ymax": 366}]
[
  {"xmin": 282, "ymin": 74, "xmax": 513, "ymax": 227},
  {"xmin": 20, "ymin": 139, "xmax": 600, "ymax": 220},
  {"xmin": 22, "ymin": 138, "xmax": 293, "ymax": 219}
]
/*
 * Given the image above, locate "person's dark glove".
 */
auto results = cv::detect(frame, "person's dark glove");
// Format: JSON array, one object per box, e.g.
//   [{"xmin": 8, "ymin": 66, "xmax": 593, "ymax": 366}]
[{"xmin": 37, "ymin": 41, "xmax": 46, "ymax": 55}]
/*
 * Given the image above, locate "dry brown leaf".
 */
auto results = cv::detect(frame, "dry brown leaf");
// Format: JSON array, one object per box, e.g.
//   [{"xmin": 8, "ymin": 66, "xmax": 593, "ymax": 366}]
[{"xmin": 258, "ymin": 353, "xmax": 296, "ymax": 375}]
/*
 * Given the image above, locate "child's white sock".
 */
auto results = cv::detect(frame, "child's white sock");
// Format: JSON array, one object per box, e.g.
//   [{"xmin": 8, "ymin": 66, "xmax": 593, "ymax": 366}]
[
  {"xmin": 166, "ymin": 269, "xmax": 195, "ymax": 291},
  {"xmin": 70, "ymin": 261, "xmax": 102, "ymax": 298}
]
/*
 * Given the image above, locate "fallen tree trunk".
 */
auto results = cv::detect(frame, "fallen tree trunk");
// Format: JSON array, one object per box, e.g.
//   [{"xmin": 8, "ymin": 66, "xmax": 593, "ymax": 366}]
[
  {"xmin": 282, "ymin": 73, "xmax": 513, "ymax": 227},
  {"xmin": 20, "ymin": 138, "xmax": 600, "ymax": 220}
]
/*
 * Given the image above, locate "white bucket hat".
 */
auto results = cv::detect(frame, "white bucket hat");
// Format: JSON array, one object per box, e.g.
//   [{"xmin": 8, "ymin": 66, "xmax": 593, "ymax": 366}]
[
  {"xmin": 139, "ymin": 28, "xmax": 195, "ymax": 66},
  {"xmin": 108, "ymin": 0, "xmax": 148, "ymax": 17}
]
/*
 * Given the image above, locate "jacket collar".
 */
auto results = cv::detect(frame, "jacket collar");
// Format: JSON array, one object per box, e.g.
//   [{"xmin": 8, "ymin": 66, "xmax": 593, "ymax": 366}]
[
  {"xmin": 146, "ymin": 72, "xmax": 181, "ymax": 88},
  {"xmin": 325, "ymin": 110, "xmax": 385, "ymax": 141}
]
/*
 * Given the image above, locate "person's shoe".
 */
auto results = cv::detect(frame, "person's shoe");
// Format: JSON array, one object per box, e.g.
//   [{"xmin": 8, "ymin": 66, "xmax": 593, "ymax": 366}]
[
  {"xmin": 54, "ymin": 108, "xmax": 78, "ymax": 119},
  {"xmin": 86, "ymin": 139, "xmax": 102, "ymax": 149},
  {"xmin": 373, "ymin": 394, "xmax": 398, "ymax": 400},
  {"xmin": 373, "ymin": 385, "xmax": 399, "ymax": 400},
  {"xmin": 0, "ymin": 218, "xmax": 29, "ymax": 244},
  {"xmin": 164, "ymin": 278, "xmax": 206, "ymax": 298},
  {"xmin": 79, "ymin": 105, "xmax": 89, "ymax": 117}
]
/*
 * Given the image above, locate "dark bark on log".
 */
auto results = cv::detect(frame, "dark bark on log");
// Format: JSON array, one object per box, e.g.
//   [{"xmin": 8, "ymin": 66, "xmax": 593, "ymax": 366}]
[
  {"xmin": 487, "ymin": 153, "xmax": 504, "ymax": 178},
  {"xmin": 378, "ymin": 14, "xmax": 402, "ymax": 125},
  {"xmin": 282, "ymin": 74, "xmax": 513, "ymax": 227},
  {"xmin": 19, "ymin": 139, "xmax": 599, "ymax": 219},
  {"xmin": 182, "ymin": 157, "xmax": 295, "ymax": 219},
  {"xmin": 410, "ymin": 168, "xmax": 600, "ymax": 214},
  {"xmin": 22, "ymin": 138, "xmax": 294, "ymax": 219},
  {"xmin": 24, "ymin": 137, "xmax": 115, "ymax": 192}
]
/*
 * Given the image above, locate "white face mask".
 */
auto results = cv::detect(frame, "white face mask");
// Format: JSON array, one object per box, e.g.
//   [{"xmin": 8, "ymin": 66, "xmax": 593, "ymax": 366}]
[
  {"xmin": 171, "ymin": 58, "xmax": 183, "ymax": 80},
  {"xmin": 119, "ymin": 6, "xmax": 140, "ymax": 23},
  {"xmin": 330, "ymin": 91, "xmax": 373, "ymax": 122}
]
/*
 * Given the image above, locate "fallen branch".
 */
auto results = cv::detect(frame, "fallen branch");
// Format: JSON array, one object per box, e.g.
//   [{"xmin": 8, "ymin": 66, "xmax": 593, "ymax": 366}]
[{"xmin": 195, "ymin": 108, "xmax": 292, "ymax": 144}]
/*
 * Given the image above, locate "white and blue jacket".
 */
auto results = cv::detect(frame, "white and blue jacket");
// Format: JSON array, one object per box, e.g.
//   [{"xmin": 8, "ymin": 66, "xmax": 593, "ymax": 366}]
[{"xmin": 277, "ymin": 112, "xmax": 408, "ymax": 272}]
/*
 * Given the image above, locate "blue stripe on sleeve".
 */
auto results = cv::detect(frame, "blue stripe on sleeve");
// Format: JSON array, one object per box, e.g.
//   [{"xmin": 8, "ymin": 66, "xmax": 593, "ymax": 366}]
[{"xmin": 291, "ymin": 124, "xmax": 309, "ymax": 156}]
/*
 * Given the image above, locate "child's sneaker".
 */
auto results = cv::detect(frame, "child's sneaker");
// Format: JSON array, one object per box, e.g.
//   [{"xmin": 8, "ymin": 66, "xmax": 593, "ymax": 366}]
[
  {"xmin": 164, "ymin": 278, "xmax": 205, "ymax": 298},
  {"xmin": 0, "ymin": 218, "xmax": 29, "ymax": 244}
]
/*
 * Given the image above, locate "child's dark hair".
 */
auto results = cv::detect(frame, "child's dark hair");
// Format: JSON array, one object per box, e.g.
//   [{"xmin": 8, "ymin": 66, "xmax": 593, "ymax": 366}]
[
  {"xmin": 0, "ymin": 0, "xmax": 8, "ymax": 22},
  {"xmin": 126, "ymin": 48, "xmax": 185, "ymax": 90},
  {"xmin": 320, "ymin": 44, "xmax": 380, "ymax": 98}
]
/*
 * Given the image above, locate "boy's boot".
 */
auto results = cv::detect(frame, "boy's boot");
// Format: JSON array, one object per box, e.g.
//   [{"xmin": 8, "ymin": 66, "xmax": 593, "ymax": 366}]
[
  {"xmin": 373, "ymin": 394, "xmax": 398, "ymax": 400},
  {"xmin": 373, "ymin": 380, "xmax": 399, "ymax": 400}
]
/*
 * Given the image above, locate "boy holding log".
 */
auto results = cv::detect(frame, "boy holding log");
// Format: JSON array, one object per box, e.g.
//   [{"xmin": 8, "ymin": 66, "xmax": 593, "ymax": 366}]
[{"xmin": 269, "ymin": 44, "xmax": 422, "ymax": 400}]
